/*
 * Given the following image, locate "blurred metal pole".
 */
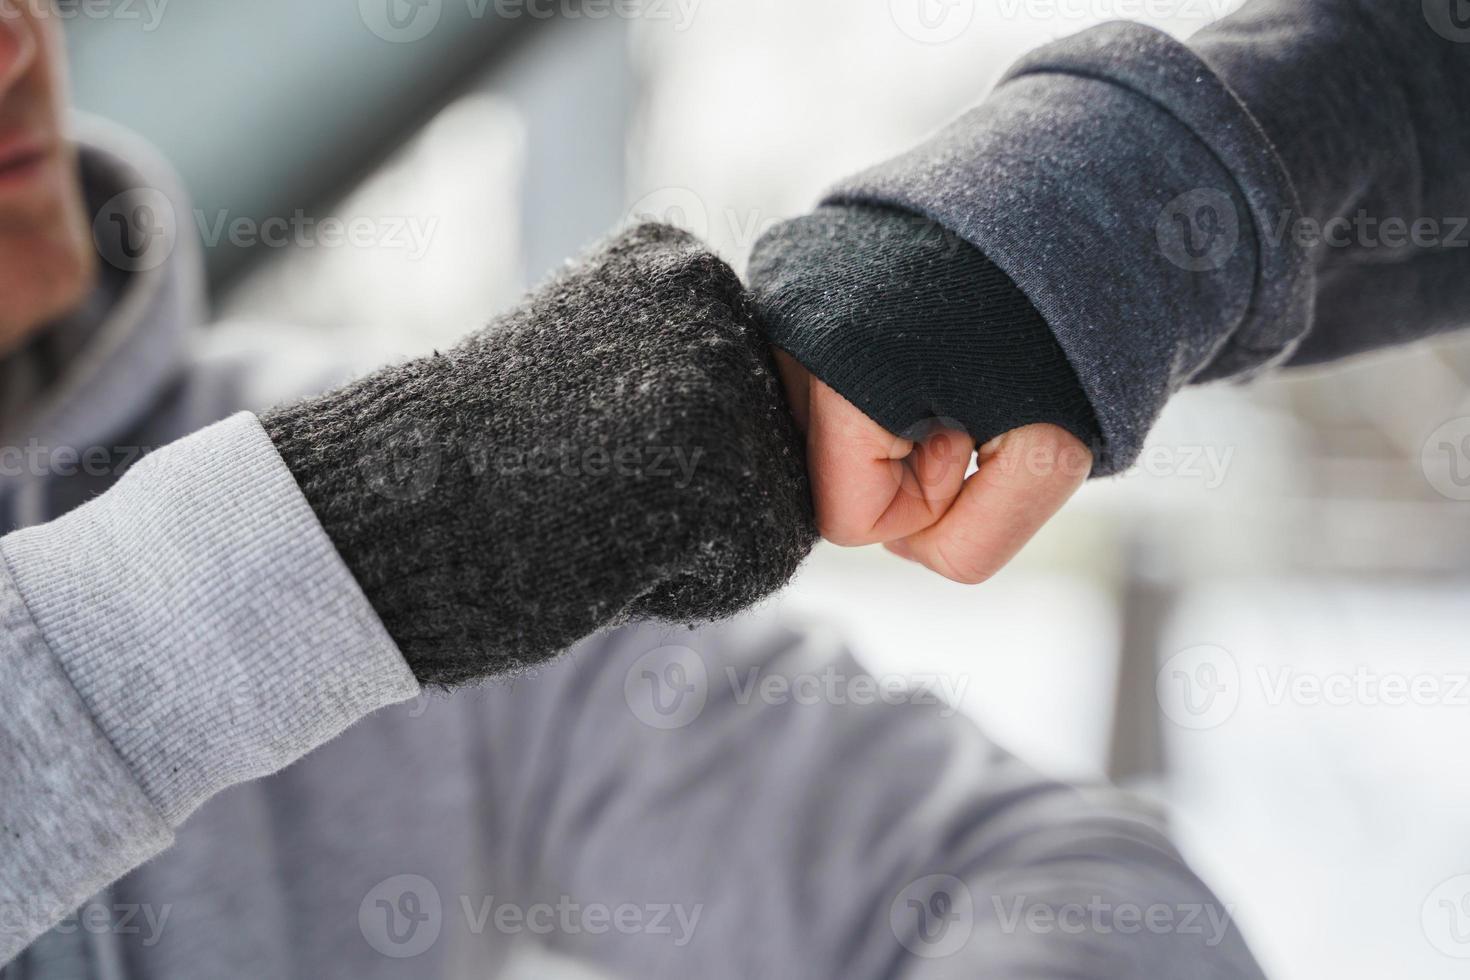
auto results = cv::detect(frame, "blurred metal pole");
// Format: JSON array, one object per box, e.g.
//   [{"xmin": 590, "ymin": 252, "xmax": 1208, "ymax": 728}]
[{"xmin": 1107, "ymin": 533, "xmax": 1173, "ymax": 784}]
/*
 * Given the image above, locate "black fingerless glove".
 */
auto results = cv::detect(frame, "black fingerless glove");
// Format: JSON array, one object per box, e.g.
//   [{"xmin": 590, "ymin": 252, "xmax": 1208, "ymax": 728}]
[
  {"xmin": 747, "ymin": 204, "xmax": 1101, "ymax": 455},
  {"xmin": 262, "ymin": 224, "xmax": 817, "ymax": 687}
]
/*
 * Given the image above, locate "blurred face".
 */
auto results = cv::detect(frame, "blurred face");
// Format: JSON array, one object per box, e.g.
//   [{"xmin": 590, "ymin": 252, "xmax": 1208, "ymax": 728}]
[{"xmin": 0, "ymin": 1, "xmax": 93, "ymax": 355}]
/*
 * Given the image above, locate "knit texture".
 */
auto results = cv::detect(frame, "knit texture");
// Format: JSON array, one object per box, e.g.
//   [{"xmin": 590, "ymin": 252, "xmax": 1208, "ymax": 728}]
[
  {"xmin": 1, "ymin": 412, "xmax": 419, "ymax": 827},
  {"xmin": 262, "ymin": 223, "xmax": 817, "ymax": 687},
  {"xmin": 747, "ymin": 204, "xmax": 1101, "ymax": 454}
]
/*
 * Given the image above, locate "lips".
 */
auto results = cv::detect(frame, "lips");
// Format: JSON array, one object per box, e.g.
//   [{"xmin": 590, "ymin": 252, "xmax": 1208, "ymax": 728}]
[{"xmin": 0, "ymin": 132, "xmax": 55, "ymax": 188}]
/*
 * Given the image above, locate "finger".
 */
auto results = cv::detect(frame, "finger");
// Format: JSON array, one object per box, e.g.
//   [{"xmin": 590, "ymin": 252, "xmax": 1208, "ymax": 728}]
[
  {"xmin": 895, "ymin": 424, "xmax": 1092, "ymax": 584},
  {"xmin": 805, "ymin": 380, "xmax": 973, "ymax": 546}
]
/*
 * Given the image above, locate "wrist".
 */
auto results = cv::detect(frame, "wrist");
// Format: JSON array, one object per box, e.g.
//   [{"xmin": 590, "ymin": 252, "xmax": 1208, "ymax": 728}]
[{"xmin": 748, "ymin": 203, "xmax": 1101, "ymax": 462}]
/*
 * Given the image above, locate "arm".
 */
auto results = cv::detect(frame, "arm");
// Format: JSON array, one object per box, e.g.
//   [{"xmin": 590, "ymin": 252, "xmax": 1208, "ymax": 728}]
[
  {"xmin": 1194, "ymin": 0, "xmax": 1470, "ymax": 366},
  {"xmin": 765, "ymin": 1, "xmax": 1470, "ymax": 473},
  {"xmin": 748, "ymin": 0, "xmax": 1470, "ymax": 579},
  {"xmin": 1, "ymin": 223, "xmax": 816, "ymax": 962},
  {"xmin": 473, "ymin": 617, "xmax": 1264, "ymax": 978},
  {"xmin": 0, "ymin": 413, "xmax": 418, "ymax": 962}
]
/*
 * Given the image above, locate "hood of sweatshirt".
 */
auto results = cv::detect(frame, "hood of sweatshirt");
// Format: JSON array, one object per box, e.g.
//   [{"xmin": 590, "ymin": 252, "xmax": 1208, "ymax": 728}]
[{"xmin": 0, "ymin": 115, "xmax": 204, "ymax": 524}]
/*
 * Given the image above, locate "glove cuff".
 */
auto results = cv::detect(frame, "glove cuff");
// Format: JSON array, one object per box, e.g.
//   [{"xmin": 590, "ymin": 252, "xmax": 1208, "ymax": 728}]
[
  {"xmin": 748, "ymin": 204, "xmax": 1101, "ymax": 459},
  {"xmin": 264, "ymin": 224, "xmax": 816, "ymax": 687}
]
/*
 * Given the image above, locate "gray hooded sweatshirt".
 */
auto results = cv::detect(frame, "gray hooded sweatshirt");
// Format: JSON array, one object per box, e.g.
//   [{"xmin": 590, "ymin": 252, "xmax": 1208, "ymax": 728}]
[
  {"xmin": 0, "ymin": 120, "xmax": 1266, "ymax": 980},
  {"xmin": 14, "ymin": 0, "xmax": 1467, "ymax": 969}
]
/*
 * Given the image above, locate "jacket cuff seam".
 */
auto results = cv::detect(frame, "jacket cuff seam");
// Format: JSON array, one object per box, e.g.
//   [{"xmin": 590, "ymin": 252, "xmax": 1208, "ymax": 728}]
[
  {"xmin": 1001, "ymin": 20, "xmax": 1313, "ymax": 366},
  {"xmin": 0, "ymin": 412, "xmax": 420, "ymax": 825}
]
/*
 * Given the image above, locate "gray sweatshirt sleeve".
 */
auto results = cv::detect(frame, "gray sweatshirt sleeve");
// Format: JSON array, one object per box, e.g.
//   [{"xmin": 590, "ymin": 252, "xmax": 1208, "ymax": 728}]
[
  {"xmin": 0, "ymin": 412, "xmax": 419, "ymax": 964},
  {"xmin": 472, "ymin": 618, "xmax": 1264, "ymax": 978},
  {"xmin": 826, "ymin": 1, "xmax": 1470, "ymax": 473}
]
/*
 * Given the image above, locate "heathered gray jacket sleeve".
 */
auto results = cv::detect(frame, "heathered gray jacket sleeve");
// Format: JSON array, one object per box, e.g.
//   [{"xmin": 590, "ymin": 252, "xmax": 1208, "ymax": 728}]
[
  {"xmin": 828, "ymin": 0, "xmax": 1470, "ymax": 473},
  {"xmin": 470, "ymin": 618, "xmax": 1265, "ymax": 978},
  {"xmin": 0, "ymin": 412, "xmax": 419, "ymax": 963}
]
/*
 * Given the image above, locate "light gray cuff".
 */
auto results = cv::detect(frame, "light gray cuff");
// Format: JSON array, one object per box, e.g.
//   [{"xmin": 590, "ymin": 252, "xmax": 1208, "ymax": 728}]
[{"xmin": 1, "ymin": 412, "xmax": 420, "ymax": 826}]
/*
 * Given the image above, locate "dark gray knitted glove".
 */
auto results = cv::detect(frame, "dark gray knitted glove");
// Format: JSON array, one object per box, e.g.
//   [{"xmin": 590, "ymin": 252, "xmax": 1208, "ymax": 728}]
[
  {"xmin": 262, "ymin": 223, "xmax": 817, "ymax": 687},
  {"xmin": 748, "ymin": 204, "xmax": 1102, "ymax": 462}
]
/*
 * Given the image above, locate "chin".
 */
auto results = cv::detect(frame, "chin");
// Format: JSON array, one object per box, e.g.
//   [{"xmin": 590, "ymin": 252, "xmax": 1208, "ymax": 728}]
[
  {"xmin": 0, "ymin": 229, "xmax": 96, "ymax": 356},
  {"xmin": 0, "ymin": 172, "xmax": 99, "ymax": 356}
]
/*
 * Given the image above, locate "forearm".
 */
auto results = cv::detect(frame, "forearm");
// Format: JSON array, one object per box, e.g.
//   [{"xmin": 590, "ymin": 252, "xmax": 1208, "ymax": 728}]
[
  {"xmin": 260, "ymin": 223, "xmax": 815, "ymax": 686},
  {"xmin": 1193, "ymin": 0, "xmax": 1470, "ymax": 365},
  {"xmin": 1, "ymin": 223, "xmax": 817, "ymax": 963},
  {"xmin": 0, "ymin": 413, "xmax": 417, "ymax": 963},
  {"xmin": 804, "ymin": 21, "xmax": 1302, "ymax": 475},
  {"xmin": 755, "ymin": 5, "xmax": 1470, "ymax": 473}
]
